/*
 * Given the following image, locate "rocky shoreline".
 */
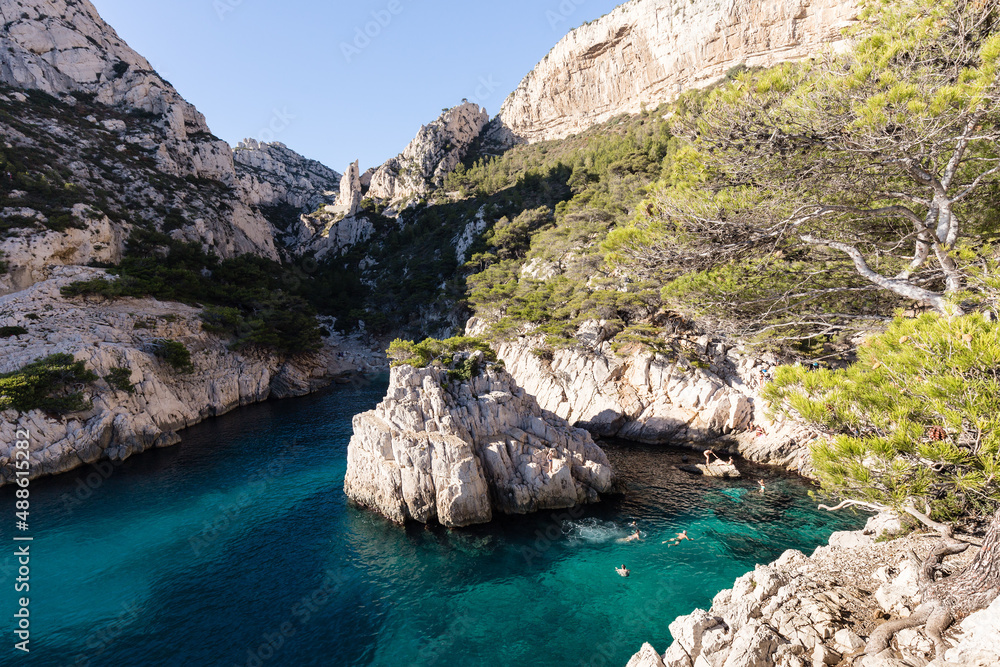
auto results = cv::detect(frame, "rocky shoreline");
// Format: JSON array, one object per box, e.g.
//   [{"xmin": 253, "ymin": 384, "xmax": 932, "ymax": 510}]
[
  {"xmin": 479, "ymin": 319, "xmax": 821, "ymax": 474},
  {"xmin": 625, "ymin": 514, "xmax": 1000, "ymax": 667},
  {"xmin": 0, "ymin": 266, "xmax": 386, "ymax": 485}
]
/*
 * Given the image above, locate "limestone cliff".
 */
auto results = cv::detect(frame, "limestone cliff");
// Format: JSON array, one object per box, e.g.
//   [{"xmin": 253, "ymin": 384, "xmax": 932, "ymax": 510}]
[
  {"xmin": 233, "ymin": 139, "xmax": 341, "ymax": 213},
  {"xmin": 0, "ymin": 0, "xmax": 280, "ymax": 262},
  {"xmin": 344, "ymin": 361, "xmax": 613, "ymax": 528},
  {"xmin": 473, "ymin": 318, "xmax": 821, "ymax": 471},
  {"xmin": 0, "ymin": 266, "xmax": 385, "ymax": 484},
  {"xmin": 492, "ymin": 0, "xmax": 859, "ymax": 145},
  {"xmin": 368, "ymin": 102, "xmax": 490, "ymax": 203}
]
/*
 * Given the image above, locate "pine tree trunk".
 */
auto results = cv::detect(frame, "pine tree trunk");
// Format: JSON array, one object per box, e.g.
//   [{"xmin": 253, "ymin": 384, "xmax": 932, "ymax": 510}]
[
  {"xmin": 933, "ymin": 508, "xmax": 1000, "ymax": 617},
  {"xmin": 866, "ymin": 508, "xmax": 1000, "ymax": 656}
]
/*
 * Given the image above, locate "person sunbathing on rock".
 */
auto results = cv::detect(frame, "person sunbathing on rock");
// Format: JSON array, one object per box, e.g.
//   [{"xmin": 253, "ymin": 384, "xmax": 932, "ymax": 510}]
[
  {"xmin": 663, "ymin": 530, "xmax": 692, "ymax": 546},
  {"xmin": 616, "ymin": 564, "xmax": 630, "ymax": 577}
]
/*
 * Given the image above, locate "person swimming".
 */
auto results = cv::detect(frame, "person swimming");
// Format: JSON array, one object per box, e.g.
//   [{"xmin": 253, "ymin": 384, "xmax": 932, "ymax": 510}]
[
  {"xmin": 663, "ymin": 530, "xmax": 692, "ymax": 546},
  {"xmin": 619, "ymin": 530, "xmax": 642, "ymax": 543},
  {"xmin": 616, "ymin": 564, "xmax": 630, "ymax": 577},
  {"xmin": 758, "ymin": 479, "xmax": 767, "ymax": 493}
]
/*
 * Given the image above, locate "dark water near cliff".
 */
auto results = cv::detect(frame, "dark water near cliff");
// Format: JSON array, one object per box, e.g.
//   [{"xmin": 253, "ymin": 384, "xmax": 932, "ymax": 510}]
[{"xmin": 3, "ymin": 376, "xmax": 862, "ymax": 667}]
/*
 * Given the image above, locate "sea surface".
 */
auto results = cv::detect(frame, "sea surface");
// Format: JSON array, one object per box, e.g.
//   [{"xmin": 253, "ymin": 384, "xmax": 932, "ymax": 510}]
[{"xmin": 3, "ymin": 375, "xmax": 863, "ymax": 667}]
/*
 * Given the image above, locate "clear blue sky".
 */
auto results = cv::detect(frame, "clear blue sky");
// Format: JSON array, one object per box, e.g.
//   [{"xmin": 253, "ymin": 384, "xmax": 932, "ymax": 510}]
[{"xmin": 91, "ymin": 0, "xmax": 624, "ymax": 173}]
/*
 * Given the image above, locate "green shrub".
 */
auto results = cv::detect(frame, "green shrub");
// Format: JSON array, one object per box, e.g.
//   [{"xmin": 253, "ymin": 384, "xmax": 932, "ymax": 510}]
[
  {"xmin": 0, "ymin": 326, "xmax": 28, "ymax": 338},
  {"xmin": 152, "ymin": 339, "xmax": 193, "ymax": 373},
  {"xmin": 0, "ymin": 354, "xmax": 97, "ymax": 413},
  {"xmin": 764, "ymin": 313, "xmax": 1000, "ymax": 523},
  {"xmin": 104, "ymin": 367, "xmax": 135, "ymax": 394},
  {"xmin": 387, "ymin": 336, "xmax": 497, "ymax": 380}
]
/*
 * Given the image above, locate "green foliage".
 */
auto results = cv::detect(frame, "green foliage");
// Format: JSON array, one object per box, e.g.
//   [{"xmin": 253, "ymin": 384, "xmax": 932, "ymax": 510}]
[
  {"xmin": 152, "ymin": 339, "xmax": 193, "ymax": 373},
  {"xmin": 764, "ymin": 313, "xmax": 1000, "ymax": 522},
  {"xmin": 60, "ymin": 229, "xmax": 323, "ymax": 355},
  {"xmin": 0, "ymin": 354, "xmax": 97, "ymax": 413},
  {"xmin": 458, "ymin": 112, "xmax": 678, "ymax": 342},
  {"xmin": 104, "ymin": 367, "xmax": 135, "ymax": 394},
  {"xmin": 0, "ymin": 326, "xmax": 28, "ymax": 338},
  {"xmin": 387, "ymin": 336, "xmax": 498, "ymax": 381},
  {"xmin": 602, "ymin": 0, "xmax": 1000, "ymax": 340}
]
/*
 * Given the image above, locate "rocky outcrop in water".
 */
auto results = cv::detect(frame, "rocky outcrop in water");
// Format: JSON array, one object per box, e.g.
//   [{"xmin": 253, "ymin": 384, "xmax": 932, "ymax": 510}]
[
  {"xmin": 344, "ymin": 361, "xmax": 614, "ymax": 528},
  {"xmin": 0, "ymin": 266, "xmax": 385, "ymax": 484},
  {"xmin": 233, "ymin": 139, "xmax": 341, "ymax": 213},
  {"xmin": 624, "ymin": 514, "xmax": 1000, "ymax": 667},
  {"xmin": 368, "ymin": 102, "xmax": 490, "ymax": 202},
  {"xmin": 493, "ymin": 0, "xmax": 858, "ymax": 145}
]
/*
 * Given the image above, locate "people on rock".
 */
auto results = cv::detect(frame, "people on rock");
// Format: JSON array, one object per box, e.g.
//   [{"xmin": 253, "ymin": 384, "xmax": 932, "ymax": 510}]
[{"xmin": 704, "ymin": 449, "xmax": 716, "ymax": 466}]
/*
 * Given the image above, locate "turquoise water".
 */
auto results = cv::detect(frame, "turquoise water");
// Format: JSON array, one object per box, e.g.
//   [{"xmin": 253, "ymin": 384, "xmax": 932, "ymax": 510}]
[{"xmin": 2, "ymin": 376, "xmax": 862, "ymax": 666}]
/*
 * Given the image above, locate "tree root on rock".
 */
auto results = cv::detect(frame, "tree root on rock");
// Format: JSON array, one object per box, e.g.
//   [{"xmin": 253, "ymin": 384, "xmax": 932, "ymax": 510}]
[{"xmin": 863, "ymin": 508, "xmax": 1000, "ymax": 659}]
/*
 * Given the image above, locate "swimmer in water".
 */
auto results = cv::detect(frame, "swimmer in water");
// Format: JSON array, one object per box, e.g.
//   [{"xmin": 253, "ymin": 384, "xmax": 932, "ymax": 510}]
[
  {"xmin": 619, "ymin": 530, "xmax": 642, "ymax": 543},
  {"xmin": 616, "ymin": 564, "xmax": 630, "ymax": 577},
  {"xmin": 663, "ymin": 530, "xmax": 692, "ymax": 546},
  {"xmin": 758, "ymin": 479, "xmax": 767, "ymax": 493}
]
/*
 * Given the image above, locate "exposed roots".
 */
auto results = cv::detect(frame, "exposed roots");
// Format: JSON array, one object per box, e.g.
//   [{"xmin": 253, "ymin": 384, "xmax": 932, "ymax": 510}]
[{"xmin": 862, "ymin": 508, "xmax": 1000, "ymax": 658}]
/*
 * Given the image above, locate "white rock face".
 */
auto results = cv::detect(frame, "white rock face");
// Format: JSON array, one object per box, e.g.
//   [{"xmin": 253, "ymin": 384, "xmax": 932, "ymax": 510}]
[
  {"xmin": 491, "ymin": 323, "xmax": 753, "ymax": 445},
  {"xmin": 0, "ymin": 204, "xmax": 125, "ymax": 295},
  {"xmin": 625, "ymin": 526, "xmax": 987, "ymax": 667},
  {"xmin": 335, "ymin": 160, "xmax": 363, "ymax": 217},
  {"xmin": 493, "ymin": 0, "xmax": 859, "ymax": 144},
  {"xmin": 368, "ymin": 102, "xmax": 490, "ymax": 202},
  {"xmin": 0, "ymin": 0, "xmax": 280, "ymax": 259},
  {"xmin": 233, "ymin": 139, "xmax": 341, "ymax": 212},
  {"xmin": 0, "ymin": 266, "xmax": 381, "ymax": 484},
  {"xmin": 478, "ymin": 319, "xmax": 828, "ymax": 470},
  {"xmin": 934, "ymin": 596, "xmax": 1000, "ymax": 667},
  {"xmin": 344, "ymin": 363, "xmax": 614, "ymax": 527}
]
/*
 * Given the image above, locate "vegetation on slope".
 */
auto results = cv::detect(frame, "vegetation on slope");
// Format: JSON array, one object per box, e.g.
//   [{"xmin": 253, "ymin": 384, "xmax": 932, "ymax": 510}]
[
  {"xmin": 387, "ymin": 336, "xmax": 498, "ymax": 381},
  {"xmin": 60, "ymin": 229, "xmax": 323, "ymax": 355},
  {"xmin": 0, "ymin": 354, "xmax": 97, "ymax": 414}
]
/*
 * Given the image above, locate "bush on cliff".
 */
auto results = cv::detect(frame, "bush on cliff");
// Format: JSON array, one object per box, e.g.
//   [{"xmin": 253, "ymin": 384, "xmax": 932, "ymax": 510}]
[
  {"xmin": 151, "ymin": 339, "xmax": 194, "ymax": 373},
  {"xmin": 387, "ymin": 336, "xmax": 497, "ymax": 381},
  {"xmin": 0, "ymin": 354, "xmax": 97, "ymax": 414},
  {"xmin": 764, "ymin": 312, "xmax": 1000, "ymax": 525}
]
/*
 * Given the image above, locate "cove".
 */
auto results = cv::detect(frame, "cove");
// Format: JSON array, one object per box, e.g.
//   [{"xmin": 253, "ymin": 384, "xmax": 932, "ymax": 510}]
[{"xmin": 4, "ymin": 376, "xmax": 862, "ymax": 667}]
